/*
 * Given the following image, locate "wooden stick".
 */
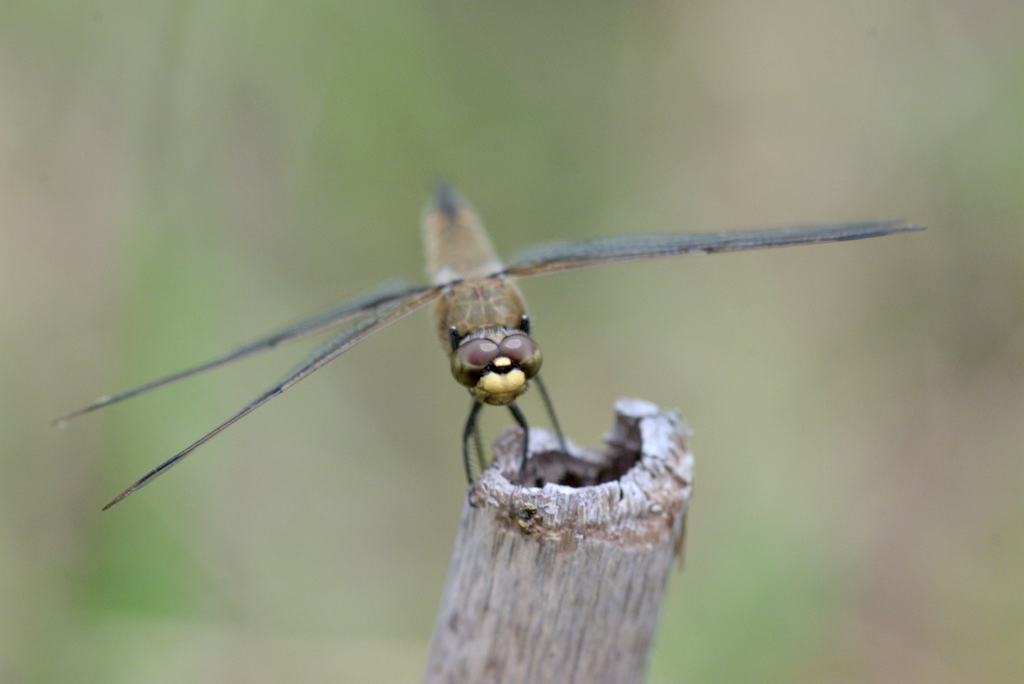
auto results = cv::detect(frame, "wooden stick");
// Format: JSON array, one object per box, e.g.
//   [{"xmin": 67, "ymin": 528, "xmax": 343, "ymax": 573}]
[{"xmin": 425, "ymin": 398, "xmax": 694, "ymax": 684}]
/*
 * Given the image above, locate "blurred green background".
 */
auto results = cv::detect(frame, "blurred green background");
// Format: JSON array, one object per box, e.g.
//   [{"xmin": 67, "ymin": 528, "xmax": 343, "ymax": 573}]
[{"xmin": 3, "ymin": 2, "xmax": 1021, "ymax": 682}]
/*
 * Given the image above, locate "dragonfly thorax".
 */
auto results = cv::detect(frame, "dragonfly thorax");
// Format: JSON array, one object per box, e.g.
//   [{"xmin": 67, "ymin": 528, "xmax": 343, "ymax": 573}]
[{"xmin": 450, "ymin": 331, "xmax": 542, "ymax": 406}]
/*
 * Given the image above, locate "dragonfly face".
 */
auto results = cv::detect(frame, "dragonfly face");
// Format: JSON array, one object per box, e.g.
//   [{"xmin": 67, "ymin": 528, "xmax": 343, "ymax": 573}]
[
  {"xmin": 450, "ymin": 329, "xmax": 542, "ymax": 406},
  {"xmin": 58, "ymin": 182, "xmax": 923, "ymax": 509}
]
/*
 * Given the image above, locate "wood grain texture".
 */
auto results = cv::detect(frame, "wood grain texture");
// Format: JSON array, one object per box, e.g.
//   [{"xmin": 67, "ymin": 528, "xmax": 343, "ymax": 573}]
[{"xmin": 425, "ymin": 399, "xmax": 693, "ymax": 684}]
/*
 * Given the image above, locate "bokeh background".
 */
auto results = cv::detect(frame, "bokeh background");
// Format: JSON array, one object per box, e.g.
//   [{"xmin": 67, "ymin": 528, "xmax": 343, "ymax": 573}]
[{"xmin": 3, "ymin": 2, "xmax": 1021, "ymax": 682}]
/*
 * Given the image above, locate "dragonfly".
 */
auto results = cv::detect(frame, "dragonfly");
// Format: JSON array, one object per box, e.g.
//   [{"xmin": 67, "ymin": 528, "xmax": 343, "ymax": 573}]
[{"xmin": 59, "ymin": 184, "xmax": 923, "ymax": 509}]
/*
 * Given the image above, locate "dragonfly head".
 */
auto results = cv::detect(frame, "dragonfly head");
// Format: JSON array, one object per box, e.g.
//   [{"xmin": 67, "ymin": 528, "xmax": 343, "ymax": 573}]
[{"xmin": 450, "ymin": 332, "xmax": 542, "ymax": 406}]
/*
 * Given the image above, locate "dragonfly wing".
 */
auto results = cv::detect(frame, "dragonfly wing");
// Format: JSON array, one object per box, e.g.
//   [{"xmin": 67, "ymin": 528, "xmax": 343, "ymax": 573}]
[
  {"xmin": 101, "ymin": 285, "xmax": 443, "ymax": 509},
  {"xmin": 502, "ymin": 221, "xmax": 924, "ymax": 278},
  {"xmin": 57, "ymin": 280, "xmax": 429, "ymax": 425}
]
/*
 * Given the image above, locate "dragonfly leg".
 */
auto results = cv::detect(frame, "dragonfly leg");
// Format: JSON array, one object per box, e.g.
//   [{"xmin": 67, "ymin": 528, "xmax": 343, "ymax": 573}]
[
  {"xmin": 462, "ymin": 399, "xmax": 484, "ymax": 486},
  {"xmin": 472, "ymin": 421, "xmax": 485, "ymax": 473},
  {"xmin": 507, "ymin": 402, "xmax": 530, "ymax": 485},
  {"xmin": 533, "ymin": 374, "xmax": 567, "ymax": 454}
]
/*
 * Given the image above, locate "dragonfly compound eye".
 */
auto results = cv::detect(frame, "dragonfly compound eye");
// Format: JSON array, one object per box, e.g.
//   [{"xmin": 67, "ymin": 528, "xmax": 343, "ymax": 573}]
[
  {"xmin": 499, "ymin": 334, "xmax": 542, "ymax": 379},
  {"xmin": 451, "ymin": 338, "xmax": 500, "ymax": 387}
]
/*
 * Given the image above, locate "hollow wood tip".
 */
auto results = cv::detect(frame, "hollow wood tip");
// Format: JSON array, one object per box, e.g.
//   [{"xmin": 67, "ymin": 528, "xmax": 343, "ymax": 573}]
[{"xmin": 470, "ymin": 398, "xmax": 694, "ymax": 548}]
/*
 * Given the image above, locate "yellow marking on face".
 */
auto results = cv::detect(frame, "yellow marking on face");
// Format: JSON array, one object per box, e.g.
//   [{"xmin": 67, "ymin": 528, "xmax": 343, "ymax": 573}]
[
  {"xmin": 474, "ymin": 368, "xmax": 527, "ymax": 404},
  {"xmin": 492, "ymin": 357, "xmax": 511, "ymax": 368}
]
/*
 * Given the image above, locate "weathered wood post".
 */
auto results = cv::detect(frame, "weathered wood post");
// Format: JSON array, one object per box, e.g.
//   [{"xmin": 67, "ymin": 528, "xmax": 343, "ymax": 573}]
[{"xmin": 425, "ymin": 398, "xmax": 693, "ymax": 684}]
